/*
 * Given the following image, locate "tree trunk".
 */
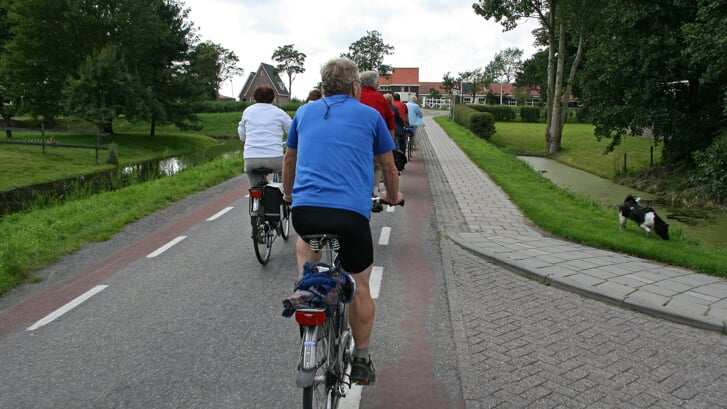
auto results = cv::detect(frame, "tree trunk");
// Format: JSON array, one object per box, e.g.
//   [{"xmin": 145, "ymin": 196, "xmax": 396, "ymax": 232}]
[
  {"xmin": 545, "ymin": 9, "xmax": 557, "ymax": 151},
  {"xmin": 547, "ymin": 23, "xmax": 567, "ymax": 154},
  {"xmin": 559, "ymin": 34, "xmax": 585, "ymax": 134}
]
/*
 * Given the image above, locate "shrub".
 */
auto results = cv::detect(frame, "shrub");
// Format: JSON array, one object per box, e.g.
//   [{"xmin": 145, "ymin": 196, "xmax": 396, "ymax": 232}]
[
  {"xmin": 520, "ymin": 107, "xmax": 540, "ymax": 123},
  {"xmin": 691, "ymin": 131, "xmax": 727, "ymax": 203},
  {"xmin": 453, "ymin": 105, "xmax": 496, "ymax": 139}
]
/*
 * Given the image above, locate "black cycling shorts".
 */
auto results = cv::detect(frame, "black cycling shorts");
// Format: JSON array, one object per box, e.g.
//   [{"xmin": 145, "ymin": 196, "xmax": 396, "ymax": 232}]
[{"xmin": 292, "ymin": 206, "xmax": 373, "ymax": 274}]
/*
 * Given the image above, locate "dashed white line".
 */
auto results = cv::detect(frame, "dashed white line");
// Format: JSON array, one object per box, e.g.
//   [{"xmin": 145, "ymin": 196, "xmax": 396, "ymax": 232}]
[
  {"xmin": 378, "ymin": 227, "xmax": 391, "ymax": 245},
  {"xmin": 339, "ymin": 384, "xmax": 363, "ymax": 408},
  {"xmin": 207, "ymin": 206, "xmax": 234, "ymax": 221},
  {"xmin": 26, "ymin": 285, "xmax": 109, "ymax": 331},
  {"xmin": 340, "ymin": 265, "xmax": 383, "ymax": 408},
  {"xmin": 386, "ymin": 205, "xmax": 396, "ymax": 213},
  {"xmin": 370, "ymin": 266, "xmax": 383, "ymax": 299},
  {"xmin": 146, "ymin": 236, "xmax": 187, "ymax": 258}
]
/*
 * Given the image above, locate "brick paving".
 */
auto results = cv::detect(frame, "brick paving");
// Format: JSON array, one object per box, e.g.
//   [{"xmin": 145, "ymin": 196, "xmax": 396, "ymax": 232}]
[{"xmin": 420, "ymin": 114, "xmax": 727, "ymax": 408}]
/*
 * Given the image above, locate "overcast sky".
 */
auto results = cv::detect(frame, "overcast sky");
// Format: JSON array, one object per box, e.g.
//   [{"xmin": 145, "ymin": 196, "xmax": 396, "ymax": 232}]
[{"xmin": 183, "ymin": 0, "xmax": 541, "ymax": 100}]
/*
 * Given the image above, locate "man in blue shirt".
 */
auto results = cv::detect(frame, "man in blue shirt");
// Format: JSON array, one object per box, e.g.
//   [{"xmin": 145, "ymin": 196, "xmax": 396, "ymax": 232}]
[{"xmin": 283, "ymin": 57, "xmax": 404, "ymax": 386}]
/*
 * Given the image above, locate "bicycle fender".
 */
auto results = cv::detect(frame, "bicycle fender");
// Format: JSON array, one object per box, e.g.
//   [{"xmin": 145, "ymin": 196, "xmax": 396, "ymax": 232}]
[{"xmin": 296, "ymin": 368, "xmax": 316, "ymax": 388}]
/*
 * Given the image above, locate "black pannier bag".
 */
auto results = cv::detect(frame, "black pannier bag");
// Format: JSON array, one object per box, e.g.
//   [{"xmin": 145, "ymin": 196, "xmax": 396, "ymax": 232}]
[
  {"xmin": 393, "ymin": 149, "xmax": 407, "ymax": 171},
  {"xmin": 262, "ymin": 182, "xmax": 285, "ymax": 221}
]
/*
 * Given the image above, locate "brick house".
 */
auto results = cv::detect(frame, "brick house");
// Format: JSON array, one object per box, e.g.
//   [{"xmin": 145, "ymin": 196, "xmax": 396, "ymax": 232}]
[
  {"xmin": 239, "ymin": 63, "xmax": 290, "ymax": 104},
  {"xmin": 378, "ymin": 67, "xmax": 542, "ymax": 108}
]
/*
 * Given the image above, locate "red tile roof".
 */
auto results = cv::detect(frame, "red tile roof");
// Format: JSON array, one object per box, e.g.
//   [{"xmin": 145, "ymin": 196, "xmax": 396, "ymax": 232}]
[{"xmin": 380, "ymin": 68, "xmax": 419, "ymax": 85}]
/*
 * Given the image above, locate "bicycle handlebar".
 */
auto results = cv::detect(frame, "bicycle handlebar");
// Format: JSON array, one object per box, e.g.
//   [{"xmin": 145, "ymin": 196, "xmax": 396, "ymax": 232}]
[{"xmin": 371, "ymin": 196, "xmax": 405, "ymax": 213}]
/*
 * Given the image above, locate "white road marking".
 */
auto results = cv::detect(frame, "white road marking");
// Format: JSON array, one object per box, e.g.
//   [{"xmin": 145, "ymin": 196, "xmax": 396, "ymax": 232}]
[
  {"xmin": 146, "ymin": 236, "xmax": 187, "ymax": 258},
  {"xmin": 370, "ymin": 266, "xmax": 383, "ymax": 300},
  {"xmin": 207, "ymin": 206, "xmax": 234, "ymax": 221},
  {"xmin": 338, "ymin": 384, "xmax": 363, "ymax": 408},
  {"xmin": 26, "ymin": 285, "xmax": 109, "ymax": 331},
  {"xmin": 386, "ymin": 205, "xmax": 395, "ymax": 213},
  {"xmin": 378, "ymin": 227, "xmax": 391, "ymax": 245},
  {"xmin": 339, "ymin": 265, "xmax": 383, "ymax": 408}
]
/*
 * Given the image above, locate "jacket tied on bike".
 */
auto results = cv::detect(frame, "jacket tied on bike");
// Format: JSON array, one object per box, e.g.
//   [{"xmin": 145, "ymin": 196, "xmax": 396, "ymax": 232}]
[{"xmin": 281, "ymin": 262, "xmax": 355, "ymax": 317}]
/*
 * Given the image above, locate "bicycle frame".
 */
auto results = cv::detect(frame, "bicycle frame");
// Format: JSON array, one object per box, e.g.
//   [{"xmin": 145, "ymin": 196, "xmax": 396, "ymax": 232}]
[{"xmin": 294, "ymin": 235, "xmax": 353, "ymax": 409}]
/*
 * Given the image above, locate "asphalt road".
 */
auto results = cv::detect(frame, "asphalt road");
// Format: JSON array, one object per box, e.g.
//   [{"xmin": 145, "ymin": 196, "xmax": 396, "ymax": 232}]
[{"xmin": 0, "ymin": 148, "xmax": 462, "ymax": 408}]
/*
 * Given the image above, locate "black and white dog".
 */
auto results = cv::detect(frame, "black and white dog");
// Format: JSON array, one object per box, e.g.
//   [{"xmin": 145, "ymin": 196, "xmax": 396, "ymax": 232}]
[{"xmin": 618, "ymin": 195, "xmax": 670, "ymax": 240}]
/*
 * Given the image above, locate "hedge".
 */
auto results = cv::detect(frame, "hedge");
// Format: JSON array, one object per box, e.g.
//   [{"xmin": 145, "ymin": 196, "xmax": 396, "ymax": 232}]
[
  {"xmin": 468, "ymin": 105, "xmax": 517, "ymax": 122},
  {"xmin": 520, "ymin": 106, "xmax": 541, "ymax": 123},
  {"xmin": 453, "ymin": 105, "xmax": 496, "ymax": 139}
]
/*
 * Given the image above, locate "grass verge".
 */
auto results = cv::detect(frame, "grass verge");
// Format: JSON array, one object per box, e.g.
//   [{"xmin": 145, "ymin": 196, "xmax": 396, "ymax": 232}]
[{"xmin": 435, "ymin": 116, "xmax": 727, "ymax": 279}]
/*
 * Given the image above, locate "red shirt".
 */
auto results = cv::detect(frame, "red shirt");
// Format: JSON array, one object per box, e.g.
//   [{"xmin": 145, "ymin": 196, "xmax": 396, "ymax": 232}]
[
  {"xmin": 392, "ymin": 101, "xmax": 409, "ymax": 126},
  {"xmin": 360, "ymin": 86, "xmax": 395, "ymax": 132}
]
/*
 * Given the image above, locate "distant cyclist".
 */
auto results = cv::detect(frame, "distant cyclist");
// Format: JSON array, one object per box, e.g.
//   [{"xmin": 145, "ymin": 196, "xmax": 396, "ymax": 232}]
[
  {"xmin": 406, "ymin": 95, "xmax": 424, "ymax": 149},
  {"xmin": 282, "ymin": 57, "xmax": 404, "ymax": 386},
  {"xmin": 237, "ymin": 85, "xmax": 292, "ymax": 186}
]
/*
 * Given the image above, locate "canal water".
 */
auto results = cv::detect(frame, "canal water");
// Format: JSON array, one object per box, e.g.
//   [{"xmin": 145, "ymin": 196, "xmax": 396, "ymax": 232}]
[
  {"xmin": 0, "ymin": 144, "xmax": 241, "ymax": 216},
  {"xmin": 518, "ymin": 156, "xmax": 727, "ymax": 249}
]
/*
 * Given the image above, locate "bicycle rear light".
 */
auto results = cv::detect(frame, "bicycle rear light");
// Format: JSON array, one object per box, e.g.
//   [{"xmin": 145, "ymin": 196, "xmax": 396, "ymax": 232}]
[
  {"xmin": 249, "ymin": 189, "xmax": 263, "ymax": 198},
  {"xmin": 295, "ymin": 310, "xmax": 326, "ymax": 326}
]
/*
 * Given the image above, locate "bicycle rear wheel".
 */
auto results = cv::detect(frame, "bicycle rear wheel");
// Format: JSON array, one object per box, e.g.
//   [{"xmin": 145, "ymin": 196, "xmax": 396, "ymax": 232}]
[
  {"xmin": 278, "ymin": 205, "xmax": 291, "ymax": 240},
  {"xmin": 302, "ymin": 323, "xmax": 334, "ymax": 409},
  {"xmin": 407, "ymin": 136, "xmax": 413, "ymax": 160},
  {"xmin": 252, "ymin": 220, "xmax": 272, "ymax": 264}
]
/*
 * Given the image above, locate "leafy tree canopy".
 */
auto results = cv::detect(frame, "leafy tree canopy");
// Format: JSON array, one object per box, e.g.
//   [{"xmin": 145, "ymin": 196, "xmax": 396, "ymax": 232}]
[
  {"xmin": 341, "ymin": 30, "xmax": 394, "ymax": 76},
  {"xmin": 272, "ymin": 44, "xmax": 306, "ymax": 98}
]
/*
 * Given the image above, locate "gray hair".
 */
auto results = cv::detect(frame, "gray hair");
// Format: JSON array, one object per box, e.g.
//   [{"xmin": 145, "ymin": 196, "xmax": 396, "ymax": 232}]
[
  {"xmin": 320, "ymin": 57, "xmax": 360, "ymax": 96},
  {"xmin": 360, "ymin": 71, "xmax": 379, "ymax": 88},
  {"xmin": 410, "ymin": 95, "xmax": 418, "ymax": 103}
]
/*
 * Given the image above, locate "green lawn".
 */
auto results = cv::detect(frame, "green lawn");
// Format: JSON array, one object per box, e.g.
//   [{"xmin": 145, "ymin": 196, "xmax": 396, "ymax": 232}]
[
  {"xmin": 0, "ymin": 115, "xmax": 245, "ymax": 192},
  {"xmin": 491, "ymin": 122, "xmax": 662, "ymax": 179}
]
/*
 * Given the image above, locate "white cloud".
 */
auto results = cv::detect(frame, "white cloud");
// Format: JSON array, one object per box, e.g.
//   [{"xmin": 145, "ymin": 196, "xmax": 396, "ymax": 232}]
[{"xmin": 183, "ymin": 0, "xmax": 541, "ymax": 99}]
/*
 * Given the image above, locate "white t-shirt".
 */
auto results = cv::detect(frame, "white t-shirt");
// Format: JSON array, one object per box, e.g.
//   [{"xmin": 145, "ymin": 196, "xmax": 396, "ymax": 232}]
[{"xmin": 238, "ymin": 103, "xmax": 292, "ymax": 159}]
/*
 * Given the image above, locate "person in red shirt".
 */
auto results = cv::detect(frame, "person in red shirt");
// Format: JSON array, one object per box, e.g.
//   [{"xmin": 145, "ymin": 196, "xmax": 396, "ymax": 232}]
[
  {"xmin": 392, "ymin": 93, "xmax": 409, "ymax": 127},
  {"xmin": 359, "ymin": 71, "xmax": 395, "ymax": 193}
]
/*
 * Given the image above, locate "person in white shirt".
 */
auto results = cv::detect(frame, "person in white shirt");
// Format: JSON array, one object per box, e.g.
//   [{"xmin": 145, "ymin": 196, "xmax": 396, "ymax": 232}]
[{"xmin": 238, "ymin": 85, "xmax": 292, "ymax": 186}]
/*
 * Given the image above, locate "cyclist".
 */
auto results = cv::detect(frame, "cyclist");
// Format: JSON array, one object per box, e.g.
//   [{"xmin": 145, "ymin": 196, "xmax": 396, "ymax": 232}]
[
  {"xmin": 282, "ymin": 57, "xmax": 404, "ymax": 386},
  {"xmin": 406, "ymin": 95, "xmax": 424, "ymax": 151},
  {"xmin": 237, "ymin": 85, "xmax": 292, "ymax": 187}
]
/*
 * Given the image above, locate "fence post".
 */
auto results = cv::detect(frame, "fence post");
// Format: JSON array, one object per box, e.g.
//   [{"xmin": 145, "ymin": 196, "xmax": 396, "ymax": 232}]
[
  {"xmin": 650, "ymin": 146, "xmax": 654, "ymax": 167},
  {"xmin": 623, "ymin": 153, "xmax": 627, "ymax": 172}
]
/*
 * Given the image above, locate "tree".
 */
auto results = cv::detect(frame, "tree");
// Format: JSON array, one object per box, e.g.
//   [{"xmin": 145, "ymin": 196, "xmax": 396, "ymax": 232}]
[
  {"xmin": 473, "ymin": 0, "xmax": 589, "ymax": 154},
  {"xmin": 63, "ymin": 46, "xmax": 145, "ymax": 134},
  {"xmin": 683, "ymin": 0, "xmax": 727, "ymax": 118},
  {"xmin": 341, "ymin": 30, "xmax": 395, "ymax": 75},
  {"xmin": 515, "ymin": 50, "xmax": 548, "ymax": 97},
  {"xmin": 272, "ymin": 44, "xmax": 305, "ymax": 99},
  {"xmin": 578, "ymin": 0, "xmax": 723, "ymax": 164},
  {"xmin": 0, "ymin": 0, "xmax": 16, "ymax": 136},
  {"xmin": 1, "ymin": 0, "xmax": 80, "ymax": 122},
  {"xmin": 485, "ymin": 48, "xmax": 523, "ymax": 105},
  {"xmin": 458, "ymin": 68, "xmax": 491, "ymax": 103},
  {"xmin": 189, "ymin": 41, "xmax": 243, "ymax": 100}
]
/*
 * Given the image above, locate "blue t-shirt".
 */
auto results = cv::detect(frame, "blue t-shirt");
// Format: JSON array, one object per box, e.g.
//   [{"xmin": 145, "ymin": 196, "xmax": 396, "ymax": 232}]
[{"xmin": 287, "ymin": 95, "xmax": 395, "ymax": 219}]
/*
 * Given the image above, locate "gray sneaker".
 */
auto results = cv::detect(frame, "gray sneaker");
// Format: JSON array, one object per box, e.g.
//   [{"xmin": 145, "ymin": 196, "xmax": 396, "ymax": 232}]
[{"xmin": 350, "ymin": 357, "xmax": 376, "ymax": 385}]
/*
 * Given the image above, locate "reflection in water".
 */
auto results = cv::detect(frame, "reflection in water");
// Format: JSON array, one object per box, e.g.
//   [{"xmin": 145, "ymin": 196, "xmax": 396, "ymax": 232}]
[
  {"xmin": 518, "ymin": 156, "xmax": 727, "ymax": 249},
  {"xmin": 121, "ymin": 157, "xmax": 188, "ymax": 177}
]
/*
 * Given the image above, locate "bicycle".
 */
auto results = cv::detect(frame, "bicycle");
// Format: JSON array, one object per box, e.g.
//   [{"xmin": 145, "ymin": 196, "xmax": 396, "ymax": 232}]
[
  {"xmin": 247, "ymin": 167, "xmax": 291, "ymax": 264},
  {"xmin": 284, "ymin": 197, "xmax": 404, "ymax": 409},
  {"xmin": 405, "ymin": 127, "xmax": 415, "ymax": 161}
]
